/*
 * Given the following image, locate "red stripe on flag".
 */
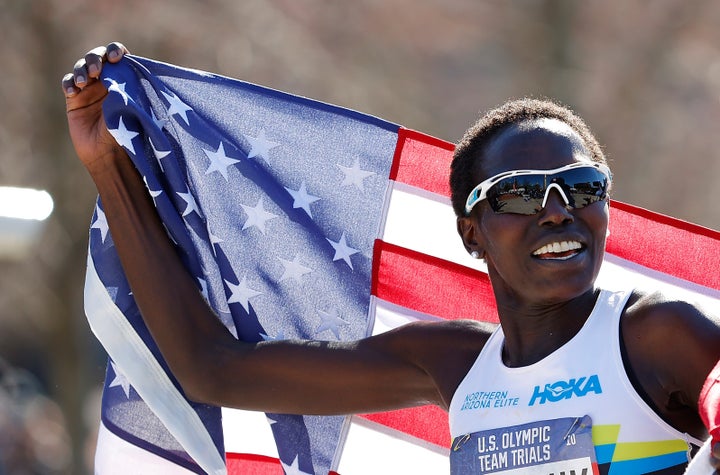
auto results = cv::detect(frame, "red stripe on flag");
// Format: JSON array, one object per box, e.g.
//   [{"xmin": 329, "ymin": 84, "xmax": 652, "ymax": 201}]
[
  {"xmin": 607, "ymin": 201, "xmax": 720, "ymax": 291},
  {"xmin": 362, "ymin": 405, "xmax": 452, "ymax": 449},
  {"xmin": 226, "ymin": 453, "xmax": 340, "ymax": 475},
  {"xmin": 372, "ymin": 240, "xmax": 499, "ymax": 322},
  {"xmin": 226, "ymin": 453, "xmax": 284, "ymax": 474},
  {"xmin": 390, "ymin": 128, "xmax": 455, "ymax": 197}
]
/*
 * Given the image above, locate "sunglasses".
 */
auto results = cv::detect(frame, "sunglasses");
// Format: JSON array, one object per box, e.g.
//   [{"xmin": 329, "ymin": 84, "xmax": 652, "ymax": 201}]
[{"xmin": 464, "ymin": 162, "xmax": 611, "ymax": 216}]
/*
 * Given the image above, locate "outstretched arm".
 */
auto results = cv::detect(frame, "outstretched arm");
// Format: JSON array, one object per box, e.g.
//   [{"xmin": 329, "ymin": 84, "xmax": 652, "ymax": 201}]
[{"xmin": 63, "ymin": 44, "xmax": 486, "ymax": 415}]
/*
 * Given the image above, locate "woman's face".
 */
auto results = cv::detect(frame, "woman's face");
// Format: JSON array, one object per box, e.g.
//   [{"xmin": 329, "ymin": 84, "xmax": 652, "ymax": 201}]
[{"xmin": 460, "ymin": 118, "xmax": 609, "ymax": 305}]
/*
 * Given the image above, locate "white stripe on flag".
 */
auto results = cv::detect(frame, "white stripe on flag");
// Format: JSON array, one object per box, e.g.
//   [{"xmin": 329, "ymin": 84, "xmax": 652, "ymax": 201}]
[
  {"xmin": 95, "ymin": 421, "xmax": 196, "ymax": 474},
  {"xmin": 383, "ymin": 182, "xmax": 486, "ymax": 272},
  {"xmin": 371, "ymin": 296, "xmax": 443, "ymax": 336},
  {"xmin": 221, "ymin": 408, "xmax": 278, "ymax": 459},
  {"xmin": 335, "ymin": 415, "xmax": 449, "ymax": 474},
  {"xmin": 84, "ymin": 254, "xmax": 227, "ymax": 475}
]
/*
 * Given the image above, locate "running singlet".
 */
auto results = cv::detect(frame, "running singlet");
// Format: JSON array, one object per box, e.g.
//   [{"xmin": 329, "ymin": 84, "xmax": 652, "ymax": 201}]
[{"xmin": 448, "ymin": 289, "xmax": 703, "ymax": 474}]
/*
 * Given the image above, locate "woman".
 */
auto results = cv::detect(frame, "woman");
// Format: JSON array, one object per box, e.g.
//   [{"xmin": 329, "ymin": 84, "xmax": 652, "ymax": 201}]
[{"xmin": 63, "ymin": 43, "xmax": 720, "ymax": 473}]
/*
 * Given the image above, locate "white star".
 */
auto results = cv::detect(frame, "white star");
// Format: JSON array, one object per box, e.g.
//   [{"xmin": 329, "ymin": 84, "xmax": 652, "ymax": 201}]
[
  {"xmin": 244, "ymin": 129, "xmax": 280, "ymax": 163},
  {"xmin": 316, "ymin": 307, "xmax": 347, "ymax": 339},
  {"xmin": 161, "ymin": 90, "xmax": 193, "ymax": 125},
  {"xmin": 260, "ymin": 330, "xmax": 286, "ymax": 342},
  {"xmin": 91, "ymin": 205, "xmax": 110, "ymax": 243},
  {"xmin": 108, "ymin": 116, "xmax": 139, "ymax": 155},
  {"xmin": 241, "ymin": 197, "xmax": 278, "ymax": 234},
  {"xmin": 206, "ymin": 223, "xmax": 223, "ymax": 255},
  {"xmin": 338, "ymin": 158, "xmax": 375, "ymax": 191},
  {"xmin": 204, "ymin": 142, "xmax": 240, "ymax": 181},
  {"xmin": 285, "ymin": 182, "xmax": 320, "ymax": 218},
  {"xmin": 106, "ymin": 286, "xmax": 119, "ymax": 302},
  {"xmin": 177, "ymin": 189, "xmax": 202, "ymax": 217},
  {"xmin": 149, "ymin": 137, "xmax": 170, "ymax": 172},
  {"xmin": 143, "ymin": 176, "xmax": 162, "ymax": 199},
  {"xmin": 150, "ymin": 109, "xmax": 168, "ymax": 130},
  {"xmin": 226, "ymin": 276, "xmax": 262, "ymax": 313},
  {"xmin": 197, "ymin": 277, "xmax": 209, "ymax": 301},
  {"xmin": 104, "ymin": 78, "xmax": 130, "ymax": 105},
  {"xmin": 281, "ymin": 455, "xmax": 313, "ymax": 475},
  {"xmin": 109, "ymin": 361, "xmax": 132, "ymax": 398},
  {"xmin": 278, "ymin": 255, "xmax": 313, "ymax": 284},
  {"xmin": 326, "ymin": 232, "xmax": 359, "ymax": 269}
]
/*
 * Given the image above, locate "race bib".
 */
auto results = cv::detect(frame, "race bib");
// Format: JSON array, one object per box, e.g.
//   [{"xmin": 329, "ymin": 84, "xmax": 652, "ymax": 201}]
[{"xmin": 450, "ymin": 416, "xmax": 597, "ymax": 474}]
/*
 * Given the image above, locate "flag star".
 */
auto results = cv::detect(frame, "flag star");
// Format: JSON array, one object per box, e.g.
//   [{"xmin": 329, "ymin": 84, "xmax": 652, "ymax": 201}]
[
  {"xmin": 109, "ymin": 361, "xmax": 132, "ymax": 399},
  {"xmin": 109, "ymin": 116, "xmax": 139, "ymax": 155},
  {"xmin": 338, "ymin": 157, "xmax": 375, "ymax": 191},
  {"xmin": 104, "ymin": 78, "xmax": 130, "ymax": 105},
  {"xmin": 226, "ymin": 276, "xmax": 262, "ymax": 313},
  {"xmin": 241, "ymin": 197, "xmax": 278, "ymax": 234},
  {"xmin": 177, "ymin": 189, "xmax": 202, "ymax": 217},
  {"xmin": 150, "ymin": 109, "xmax": 169, "ymax": 130},
  {"xmin": 206, "ymin": 223, "xmax": 223, "ymax": 254},
  {"xmin": 316, "ymin": 307, "xmax": 346, "ymax": 339},
  {"xmin": 143, "ymin": 176, "xmax": 162, "ymax": 198},
  {"xmin": 278, "ymin": 255, "xmax": 313, "ymax": 284},
  {"xmin": 285, "ymin": 182, "xmax": 320, "ymax": 218},
  {"xmin": 197, "ymin": 277, "xmax": 209, "ymax": 301},
  {"xmin": 281, "ymin": 455, "xmax": 313, "ymax": 475},
  {"xmin": 326, "ymin": 232, "xmax": 359, "ymax": 269},
  {"xmin": 244, "ymin": 129, "xmax": 280, "ymax": 163},
  {"xmin": 204, "ymin": 142, "xmax": 240, "ymax": 181},
  {"xmin": 149, "ymin": 137, "xmax": 170, "ymax": 172},
  {"xmin": 260, "ymin": 330, "xmax": 286, "ymax": 342},
  {"xmin": 91, "ymin": 205, "xmax": 110, "ymax": 243},
  {"xmin": 161, "ymin": 90, "xmax": 193, "ymax": 125},
  {"xmin": 106, "ymin": 286, "xmax": 119, "ymax": 303}
]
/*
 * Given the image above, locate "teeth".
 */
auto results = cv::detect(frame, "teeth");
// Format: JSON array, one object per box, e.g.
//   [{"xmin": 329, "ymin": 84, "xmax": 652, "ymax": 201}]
[{"xmin": 533, "ymin": 241, "xmax": 582, "ymax": 256}]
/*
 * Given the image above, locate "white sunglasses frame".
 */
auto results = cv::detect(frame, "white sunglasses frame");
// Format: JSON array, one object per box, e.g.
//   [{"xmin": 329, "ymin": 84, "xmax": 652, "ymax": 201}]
[{"xmin": 464, "ymin": 161, "xmax": 612, "ymax": 215}]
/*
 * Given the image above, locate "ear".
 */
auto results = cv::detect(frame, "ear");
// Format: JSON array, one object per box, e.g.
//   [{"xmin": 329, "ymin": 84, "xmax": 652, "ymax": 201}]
[{"xmin": 456, "ymin": 215, "xmax": 486, "ymax": 259}]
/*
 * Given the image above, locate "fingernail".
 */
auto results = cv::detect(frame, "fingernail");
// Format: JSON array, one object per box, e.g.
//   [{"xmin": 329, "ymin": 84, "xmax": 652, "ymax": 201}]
[
  {"xmin": 66, "ymin": 87, "xmax": 75, "ymax": 95},
  {"xmin": 108, "ymin": 50, "xmax": 119, "ymax": 60},
  {"xmin": 88, "ymin": 64, "xmax": 99, "ymax": 75},
  {"xmin": 76, "ymin": 75, "xmax": 86, "ymax": 84}
]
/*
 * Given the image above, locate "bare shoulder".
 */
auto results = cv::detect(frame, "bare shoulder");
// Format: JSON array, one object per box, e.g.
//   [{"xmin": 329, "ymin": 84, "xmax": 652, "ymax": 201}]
[
  {"xmin": 373, "ymin": 319, "xmax": 496, "ymax": 410},
  {"xmin": 623, "ymin": 289, "xmax": 720, "ymax": 348},
  {"xmin": 621, "ymin": 289, "xmax": 720, "ymax": 436}
]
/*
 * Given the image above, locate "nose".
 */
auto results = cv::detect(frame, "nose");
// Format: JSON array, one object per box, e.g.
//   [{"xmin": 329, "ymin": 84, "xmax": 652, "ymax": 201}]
[{"xmin": 538, "ymin": 188, "xmax": 574, "ymax": 226}]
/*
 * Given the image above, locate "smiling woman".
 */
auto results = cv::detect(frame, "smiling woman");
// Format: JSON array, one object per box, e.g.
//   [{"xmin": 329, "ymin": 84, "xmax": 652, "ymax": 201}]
[
  {"xmin": 0, "ymin": 186, "xmax": 54, "ymax": 259},
  {"xmin": 62, "ymin": 43, "xmax": 720, "ymax": 474}
]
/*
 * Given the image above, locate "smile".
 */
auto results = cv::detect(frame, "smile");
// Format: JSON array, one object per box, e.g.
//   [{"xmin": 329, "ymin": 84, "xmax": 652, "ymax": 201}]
[{"xmin": 532, "ymin": 240, "xmax": 584, "ymax": 260}]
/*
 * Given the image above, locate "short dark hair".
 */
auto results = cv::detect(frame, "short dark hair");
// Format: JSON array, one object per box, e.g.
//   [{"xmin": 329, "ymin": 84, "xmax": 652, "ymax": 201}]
[{"xmin": 449, "ymin": 98, "xmax": 607, "ymax": 217}]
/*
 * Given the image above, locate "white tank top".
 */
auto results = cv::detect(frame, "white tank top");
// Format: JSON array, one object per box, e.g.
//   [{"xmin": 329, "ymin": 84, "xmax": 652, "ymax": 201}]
[{"xmin": 448, "ymin": 289, "xmax": 702, "ymax": 474}]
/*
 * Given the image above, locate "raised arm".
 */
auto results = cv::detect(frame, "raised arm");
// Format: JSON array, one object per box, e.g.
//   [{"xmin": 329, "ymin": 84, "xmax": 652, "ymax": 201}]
[{"xmin": 62, "ymin": 44, "xmax": 489, "ymax": 415}]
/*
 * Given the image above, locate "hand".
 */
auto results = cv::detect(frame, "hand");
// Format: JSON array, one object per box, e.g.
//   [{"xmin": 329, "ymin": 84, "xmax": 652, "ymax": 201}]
[{"xmin": 61, "ymin": 42, "xmax": 129, "ymax": 175}]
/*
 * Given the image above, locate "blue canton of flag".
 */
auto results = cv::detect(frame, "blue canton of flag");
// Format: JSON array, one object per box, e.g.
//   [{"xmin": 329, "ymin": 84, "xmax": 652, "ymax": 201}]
[{"xmin": 84, "ymin": 56, "xmax": 400, "ymax": 474}]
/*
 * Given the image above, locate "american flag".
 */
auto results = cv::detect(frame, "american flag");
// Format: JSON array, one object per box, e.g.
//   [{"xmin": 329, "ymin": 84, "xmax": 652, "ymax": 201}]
[{"xmin": 83, "ymin": 56, "xmax": 720, "ymax": 474}]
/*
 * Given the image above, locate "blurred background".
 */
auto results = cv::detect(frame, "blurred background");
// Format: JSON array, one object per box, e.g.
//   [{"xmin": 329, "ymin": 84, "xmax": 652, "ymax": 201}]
[{"xmin": 1, "ymin": 0, "xmax": 719, "ymax": 472}]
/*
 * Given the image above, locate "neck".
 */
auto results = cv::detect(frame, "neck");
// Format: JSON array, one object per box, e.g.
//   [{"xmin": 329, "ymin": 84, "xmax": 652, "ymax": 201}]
[{"xmin": 494, "ymin": 286, "xmax": 600, "ymax": 367}]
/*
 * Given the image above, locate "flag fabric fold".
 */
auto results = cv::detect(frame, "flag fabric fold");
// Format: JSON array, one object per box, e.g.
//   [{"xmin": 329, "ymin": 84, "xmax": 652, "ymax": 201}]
[{"xmin": 84, "ymin": 56, "xmax": 720, "ymax": 474}]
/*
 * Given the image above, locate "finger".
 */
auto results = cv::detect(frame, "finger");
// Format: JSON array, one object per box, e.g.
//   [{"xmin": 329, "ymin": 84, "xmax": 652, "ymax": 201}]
[
  {"xmin": 84, "ymin": 46, "xmax": 107, "ymax": 79},
  {"xmin": 107, "ymin": 41, "xmax": 129, "ymax": 63},
  {"xmin": 61, "ymin": 72, "xmax": 79, "ymax": 97},
  {"xmin": 73, "ymin": 58, "xmax": 89, "ymax": 88}
]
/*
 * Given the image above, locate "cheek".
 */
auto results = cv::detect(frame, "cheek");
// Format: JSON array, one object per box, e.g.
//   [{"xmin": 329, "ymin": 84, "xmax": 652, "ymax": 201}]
[{"xmin": 479, "ymin": 213, "xmax": 527, "ymax": 259}]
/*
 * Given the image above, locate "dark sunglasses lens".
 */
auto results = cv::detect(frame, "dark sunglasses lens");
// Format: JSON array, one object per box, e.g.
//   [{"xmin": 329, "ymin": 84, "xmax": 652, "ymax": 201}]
[
  {"xmin": 487, "ymin": 175, "xmax": 547, "ymax": 214},
  {"xmin": 487, "ymin": 168, "xmax": 607, "ymax": 215}
]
